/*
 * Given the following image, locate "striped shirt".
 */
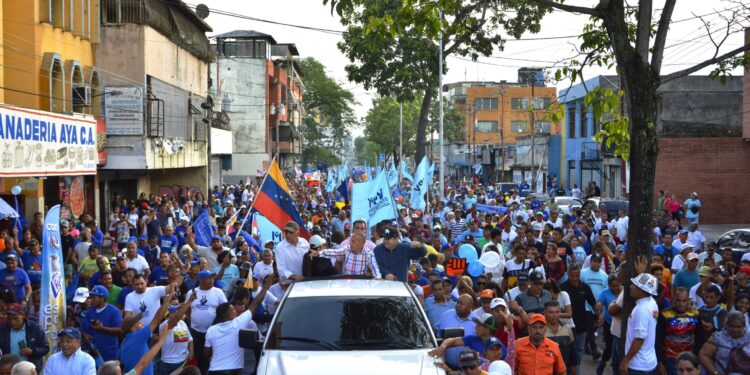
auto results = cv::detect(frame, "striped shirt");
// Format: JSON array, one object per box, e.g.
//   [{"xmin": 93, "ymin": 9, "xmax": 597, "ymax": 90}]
[
  {"xmin": 448, "ymin": 219, "xmax": 466, "ymax": 243},
  {"xmin": 321, "ymin": 246, "xmax": 381, "ymax": 278}
]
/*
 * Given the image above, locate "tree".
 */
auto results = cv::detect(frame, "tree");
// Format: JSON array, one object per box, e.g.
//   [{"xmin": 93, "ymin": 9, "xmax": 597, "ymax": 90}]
[
  {"xmin": 297, "ymin": 57, "xmax": 358, "ymax": 168},
  {"xmin": 429, "ymin": 97, "xmax": 466, "ymax": 144},
  {"xmin": 354, "ymin": 136, "xmax": 380, "ymax": 165},
  {"xmin": 363, "ymin": 96, "xmax": 420, "ymax": 165},
  {"xmin": 329, "ymin": 0, "xmax": 541, "ymax": 162}
]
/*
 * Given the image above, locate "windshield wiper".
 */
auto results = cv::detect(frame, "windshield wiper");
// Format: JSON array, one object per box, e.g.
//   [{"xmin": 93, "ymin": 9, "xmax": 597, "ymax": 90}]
[
  {"xmin": 339, "ymin": 338, "xmax": 423, "ymax": 349},
  {"xmin": 278, "ymin": 336, "xmax": 345, "ymax": 351}
]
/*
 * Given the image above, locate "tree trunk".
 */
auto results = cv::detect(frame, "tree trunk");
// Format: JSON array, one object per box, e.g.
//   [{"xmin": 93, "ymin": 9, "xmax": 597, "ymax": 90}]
[{"xmin": 416, "ymin": 89, "xmax": 434, "ymax": 163}]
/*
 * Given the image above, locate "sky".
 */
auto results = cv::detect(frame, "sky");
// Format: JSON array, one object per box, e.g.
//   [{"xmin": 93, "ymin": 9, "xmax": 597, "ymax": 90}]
[{"xmin": 196, "ymin": 0, "xmax": 747, "ymax": 135}]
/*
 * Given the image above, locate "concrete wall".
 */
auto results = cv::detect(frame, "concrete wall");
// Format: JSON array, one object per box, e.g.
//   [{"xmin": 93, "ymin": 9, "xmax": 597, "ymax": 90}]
[
  {"xmin": 655, "ymin": 138, "xmax": 750, "ymax": 224},
  {"xmin": 143, "ymin": 27, "xmax": 208, "ymax": 97},
  {"xmin": 744, "ymin": 28, "xmax": 750, "ymax": 140},
  {"xmin": 212, "ymin": 57, "xmax": 269, "ymax": 176}
]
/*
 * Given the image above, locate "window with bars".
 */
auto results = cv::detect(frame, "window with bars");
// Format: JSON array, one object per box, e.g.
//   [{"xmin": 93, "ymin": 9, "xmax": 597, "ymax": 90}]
[
  {"xmin": 580, "ymin": 103, "xmax": 589, "ymax": 137},
  {"xmin": 474, "ymin": 98, "xmax": 498, "ymax": 111},
  {"xmin": 568, "ymin": 105, "xmax": 576, "ymax": 138},
  {"xmin": 511, "ymin": 121, "xmax": 529, "ymax": 133},
  {"xmin": 475, "ymin": 121, "xmax": 499, "ymax": 132},
  {"xmin": 511, "ymin": 98, "xmax": 523, "ymax": 110},
  {"xmin": 536, "ymin": 121, "xmax": 552, "ymax": 133}
]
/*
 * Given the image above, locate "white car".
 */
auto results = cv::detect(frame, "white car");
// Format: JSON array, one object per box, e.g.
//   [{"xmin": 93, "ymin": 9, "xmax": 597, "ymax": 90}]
[
  {"xmin": 241, "ymin": 278, "xmax": 447, "ymax": 375},
  {"xmin": 547, "ymin": 196, "xmax": 583, "ymax": 215}
]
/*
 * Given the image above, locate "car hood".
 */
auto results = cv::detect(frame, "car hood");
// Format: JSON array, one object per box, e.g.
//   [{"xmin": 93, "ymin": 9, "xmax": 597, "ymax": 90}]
[{"xmin": 259, "ymin": 349, "xmax": 444, "ymax": 375}]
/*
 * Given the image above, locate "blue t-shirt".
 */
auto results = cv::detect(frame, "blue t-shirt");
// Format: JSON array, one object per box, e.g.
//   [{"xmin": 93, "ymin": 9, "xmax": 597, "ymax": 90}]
[
  {"xmin": 214, "ymin": 265, "xmax": 240, "ymax": 292},
  {"xmin": 598, "ymin": 288, "xmax": 618, "ymax": 324},
  {"xmin": 158, "ymin": 235, "xmax": 179, "ymax": 254},
  {"xmin": 672, "ymin": 269, "xmax": 700, "ymax": 290},
  {"xmin": 175, "ymin": 226, "xmax": 188, "ymax": 250},
  {"xmin": 148, "ymin": 267, "xmax": 169, "ymax": 286},
  {"xmin": 21, "ymin": 253, "xmax": 42, "ymax": 285},
  {"xmin": 0, "ymin": 268, "xmax": 30, "ymax": 300},
  {"xmin": 83, "ymin": 304, "xmax": 122, "ymax": 361},
  {"xmin": 119, "ymin": 325, "xmax": 153, "ymax": 375}
]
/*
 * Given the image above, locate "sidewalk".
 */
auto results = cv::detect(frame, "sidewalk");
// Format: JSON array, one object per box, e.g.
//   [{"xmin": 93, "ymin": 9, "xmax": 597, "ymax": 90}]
[{"xmin": 699, "ymin": 223, "xmax": 749, "ymax": 242}]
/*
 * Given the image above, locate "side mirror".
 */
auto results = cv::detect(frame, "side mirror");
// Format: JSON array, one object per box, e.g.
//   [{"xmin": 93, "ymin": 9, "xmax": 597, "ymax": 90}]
[{"xmin": 239, "ymin": 329, "xmax": 264, "ymax": 350}]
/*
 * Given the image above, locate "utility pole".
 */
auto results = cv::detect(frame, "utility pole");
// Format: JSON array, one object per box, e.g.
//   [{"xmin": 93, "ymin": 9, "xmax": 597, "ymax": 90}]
[
  {"xmin": 438, "ymin": 7, "xmax": 445, "ymax": 201},
  {"xmin": 399, "ymin": 102, "xmax": 403, "ymax": 176},
  {"xmin": 529, "ymin": 75, "xmax": 536, "ymax": 191},
  {"xmin": 498, "ymin": 88, "xmax": 505, "ymax": 182}
]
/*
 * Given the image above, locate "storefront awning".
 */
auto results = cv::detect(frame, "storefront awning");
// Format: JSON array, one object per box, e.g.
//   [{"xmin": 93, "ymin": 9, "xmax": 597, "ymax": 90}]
[{"xmin": 0, "ymin": 198, "xmax": 19, "ymax": 219}]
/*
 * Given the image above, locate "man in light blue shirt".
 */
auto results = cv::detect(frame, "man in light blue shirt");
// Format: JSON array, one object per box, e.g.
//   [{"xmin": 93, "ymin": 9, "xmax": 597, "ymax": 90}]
[
  {"xmin": 683, "ymin": 192, "xmax": 701, "ymax": 224},
  {"xmin": 42, "ymin": 328, "xmax": 96, "ymax": 375},
  {"xmin": 437, "ymin": 294, "xmax": 475, "ymax": 337},
  {"xmin": 424, "ymin": 280, "xmax": 456, "ymax": 331},
  {"xmin": 580, "ymin": 254, "xmax": 609, "ymax": 313}
]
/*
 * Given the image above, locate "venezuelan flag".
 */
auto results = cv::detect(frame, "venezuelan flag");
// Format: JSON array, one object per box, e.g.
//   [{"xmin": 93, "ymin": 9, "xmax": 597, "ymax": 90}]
[{"xmin": 253, "ymin": 160, "xmax": 310, "ymax": 239}]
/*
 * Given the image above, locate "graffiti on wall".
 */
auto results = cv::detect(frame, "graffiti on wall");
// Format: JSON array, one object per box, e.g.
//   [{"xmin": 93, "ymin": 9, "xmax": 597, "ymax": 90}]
[{"xmin": 157, "ymin": 185, "xmax": 205, "ymax": 202}]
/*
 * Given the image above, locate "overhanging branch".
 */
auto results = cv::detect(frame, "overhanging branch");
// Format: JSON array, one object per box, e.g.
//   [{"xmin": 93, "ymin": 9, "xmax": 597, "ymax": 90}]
[
  {"xmin": 651, "ymin": 0, "xmax": 677, "ymax": 74},
  {"xmin": 530, "ymin": 0, "xmax": 601, "ymax": 16},
  {"xmin": 662, "ymin": 43, "xmax": 750, "ymax": 83}
]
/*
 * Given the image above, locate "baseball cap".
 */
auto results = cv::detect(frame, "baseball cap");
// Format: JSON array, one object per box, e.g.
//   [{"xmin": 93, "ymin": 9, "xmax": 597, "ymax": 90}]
[
  {"xmin": 600, "ymin": 230, "xmax": 611, "ymax": 237},
  {"xmin": 531, "ymin": 222, "xmax": 543, "ymax": 231},
  {"xmin": 528, "ymin": 313, "xmax": 547, "ymax": 326},
  {"xmin": 698, "ymin": 266, "xmax": 712, "ymax": 277},
  {"xmin": 382, "ymin": 227, "xmax": 398, "ymax": 239},
  {"xmin": 89, "ymin": 285, "xmax": 109, "ymax": 299},
  {"xmin": 687, "ymin": 253, "xmax": 700, "ymax": 262},
  {"xmin": 739, "ymin": 265, "xmax": 750, "ymax": 275},
  {"xmin": 485, "ymin": 336, "xmax": 504, "ymax": 350},
  {"xmin": 458, "ymin": 348, "xmax": 479, "ymax": 368},
  {"xmin": 679, "ymin": 229, "xmax": 688, "ymax": 235},
  {"xmin": 138, "ymin": 234, "xmax": 148, "ymax": 241},
  {"xmin": 198, "ymin": 270, "xmax": 215, "ymax": 280},
  {"xmin": 528, "ymin": 270, "xmax": 545, "ymax": 284},
  {"xmin": 517, "ymin": 272, "xmax": 529, "ymax": 284},
  {"xmin": 240, "ymin": 262, "xmax": 252, "ymax": 271},
  {"xmin": 72, "ymin": 287, "xmax": 90, "ymax": 303},
  {"xmin": 58, "ymin": 327, "xmax": 81, "ymax": 340},
  {"xmin": 682, "ymin": 243, "xmax": 695, "ymax": 251},
  {"xmin": 480, "ymin": 289, "xmax": 495, "ymax": 299},
  {"xmin": 6, "ymin": 303, "xmax": 23, "ymax": 316},
  {"xmin": 472, "ymin": 312, "xmax": 499, "ymax": 331},
  {"xmin": 591, "ymin": 253, "xmax": 603, "ymax": 262},
  {"xmin": 309, "ymin": 235, "xmax": 326, "ymax": 248},
  {"xmin": 6, "ymin": 254, "xmax": 17, "ymax": 262},
  {"xmin": 212, "ymin": 235, "xmax": 223, "ymax": 242},
  {"xmin": 490, "ymin": 297, "xmax": 507, "ymax": 310}
]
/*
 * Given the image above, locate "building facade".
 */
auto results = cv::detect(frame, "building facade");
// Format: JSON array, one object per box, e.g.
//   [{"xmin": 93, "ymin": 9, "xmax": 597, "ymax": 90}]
[
  {"xmin": 97, "ymin": 0, "xmax": 212, "ymax": 210},
  {"xmin": 0, "ymin": 0, "xmax": 102, "ymax": 224}
]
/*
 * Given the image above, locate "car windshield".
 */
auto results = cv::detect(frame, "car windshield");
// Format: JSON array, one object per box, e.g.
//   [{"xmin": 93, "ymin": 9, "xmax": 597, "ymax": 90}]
[
  {"xmin": 555, "ymin": 198, "xmax": 574, "ymax": 206},
  {"xmin": 265, "ymin": 296, "xmax": 436, "ymax": 351}
]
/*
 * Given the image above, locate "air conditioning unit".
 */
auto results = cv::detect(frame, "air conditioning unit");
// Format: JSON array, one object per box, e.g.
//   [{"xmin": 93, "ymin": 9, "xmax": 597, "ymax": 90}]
[{"xmin": 72, "ymin": 86, "xmax": 91, "ymax": 107}]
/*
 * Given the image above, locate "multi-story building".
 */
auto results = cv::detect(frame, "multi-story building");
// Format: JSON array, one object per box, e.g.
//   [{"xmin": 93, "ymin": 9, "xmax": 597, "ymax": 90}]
[
  {"xmin": 0, "ymin": 0, "xmax": 102, "ymax": 222},
  {"xmin": 444, "ymin": 71, "xmax": 559, "ymax": 183},
  {"xmin": 210, "ymin": 31, "xmax": 304, "ymax": 183},
  {"xmin": 97, "ymin": 0, "xmax": 212, "ymax": 209}
]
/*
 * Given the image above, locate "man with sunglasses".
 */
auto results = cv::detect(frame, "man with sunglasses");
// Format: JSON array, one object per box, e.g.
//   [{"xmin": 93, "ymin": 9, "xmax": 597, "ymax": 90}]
[
  {"xmin": 276, "ymin": 222, "xmax": 313, "ymax": 283},
  {"xmin": 515, "ymin": 314, "xmax": 567, "ymax": 375}
]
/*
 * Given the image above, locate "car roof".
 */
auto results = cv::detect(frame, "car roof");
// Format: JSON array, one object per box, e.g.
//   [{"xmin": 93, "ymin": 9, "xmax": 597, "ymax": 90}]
[{"xmin": 287, "ymin": 279, "xmax": 413, "ymax": 298}]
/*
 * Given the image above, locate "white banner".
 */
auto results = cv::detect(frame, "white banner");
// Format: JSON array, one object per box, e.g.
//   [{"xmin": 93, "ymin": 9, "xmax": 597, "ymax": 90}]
[
  {"xmin": 104, "ymin": 86, "xmax": 144, "ymax": 135},
  {"xmin": 0, "ymin": 104, "xmax": 98, "ymax": 176}
]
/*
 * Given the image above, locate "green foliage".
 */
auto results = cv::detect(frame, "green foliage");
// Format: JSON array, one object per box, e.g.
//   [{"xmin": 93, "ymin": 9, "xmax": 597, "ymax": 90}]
[
  {"xmin": 429, "ymin": 98, "xmax": 466, "ymax": 143},
  {"xmin": 583, "ymin": 88, "xmax": 631, "ymax": 160},
  {"xmin": 354, "ymin": 136, "xmax": 381, "ymax": 165},
  {"xmin": 363, "ymin": 96, "xmax": 421, "ymax": 162},
  {"xmin": 302, "ymin": 146, "xmax": 342, "ymax": 167},
  {"xmin": 709, "ymin": 55, "xmax": 750, "ymax": 84}
]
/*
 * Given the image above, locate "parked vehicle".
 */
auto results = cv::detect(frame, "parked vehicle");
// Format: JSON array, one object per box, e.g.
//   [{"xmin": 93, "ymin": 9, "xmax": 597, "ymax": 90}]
[
  {"xmin": 583, "ymin": 198, "xmax": 629, "ymax": 218},
  {"xmin": 240, "ymin": 277, "xmax": 449, "ymax": 375},
  {"xmin": 716, "ymin": 228, "xmax": 750, "ymax": 264},
  {"xmin": 546, "ymin": 196, "xmax": 583, "ymax": 215}
]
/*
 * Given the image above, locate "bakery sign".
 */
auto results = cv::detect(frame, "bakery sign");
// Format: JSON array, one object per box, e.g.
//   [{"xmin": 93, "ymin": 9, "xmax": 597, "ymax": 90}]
[{"xmin": 0, "ymin": 104, "xmax": 98, "ymax": 176}]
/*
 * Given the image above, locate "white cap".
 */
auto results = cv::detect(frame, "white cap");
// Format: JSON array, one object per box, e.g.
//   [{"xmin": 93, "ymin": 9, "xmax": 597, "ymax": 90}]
[
  {"xmin": 686, "ymin": 252, "xmax": 700, "ymax": 261},
  {"xmin": 490, "ymin": 297, "xmax": 507, "ymax": 310},
  {"xmin": 682, "ymin": 243, "xmax": 696, "ymax": 252},
  {"xmin": 488, "ymin": 360, "xmax": 513, "ymax": 375},
  {"xmin": 73, "ymin": 287, "xmax": 90, "ymax": 303},
  {"xmin": 309, "ymin": 235, "xmax": 326, "ymax": 247},
  {"xmin": 531, "ymin": 222, "xmax": 543, "ymax": 231},
  {"xmin": 631, "ymin": 273, "xmax": 659, "ymax": 296}
]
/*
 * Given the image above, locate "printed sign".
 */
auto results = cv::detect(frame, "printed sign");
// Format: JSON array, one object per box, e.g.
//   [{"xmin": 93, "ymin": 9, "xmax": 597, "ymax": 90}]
[
  {"xmin": 446, "ymin": 258, "xmax": 467, "ymax": 277},
  {"xmin": 0, "ymin": 105, "xmax": 97, "ymax": 176},
  {"xmin": 104, "ymin": 86, "xmax": 144, "ymax": 135}
]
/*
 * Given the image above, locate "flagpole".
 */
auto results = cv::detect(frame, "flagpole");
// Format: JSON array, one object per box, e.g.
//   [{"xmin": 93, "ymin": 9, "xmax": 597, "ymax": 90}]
[
  {"xmin": 438, "ymin": 6, "xmax": 445, "ymax": 202},
  {"xmin": 240, "ymin": 154, "xmax": 278, "ymax": 233},
  {"xmin": 399, "ymin": 102, "xmax": 403, "ymax": 178}
]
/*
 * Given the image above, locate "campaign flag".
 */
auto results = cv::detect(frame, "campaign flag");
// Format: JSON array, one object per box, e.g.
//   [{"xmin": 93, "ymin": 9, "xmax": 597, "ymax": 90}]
[
  {"xmin": 253, "ymin": 213, "xmax": 284, "ymax": 247},
  {"xmin": 304, "ymin": 171, "xmax": 321, "ymax": 182},
  {"xmin": 337, "ymin": 179, "xmax": 349, "ymax": 201},
  {"xmin": 410, "ymin": 156, "xmax": 429, "ymax": 210},
  {"xmin": 225, "ymin": 206, "xmax": 243, "ymax": 235},
  {"xmin": 40, "ymin": 205, "xmax": 66, "ymax": 351},
  {"xmin": 352, "ymin": 173, "xmax": 397, "ymax": 227},
  {"xmin": 193, "ymin": 209, "xmax": 214, "ymax": 247},
  {"xmin": 240, "ymin": 229, "xmax": 262, "ymax": 252},
  {"xmin": 401, "ymin": 162, "xmax": 414, "ymax": 182},
  {"xmin": 325, "ymin": 170, "xmax": 337, "ymax": 193},
  {"xmin": 473, "ymin": 163, "xmax": 483, "ymax": 175},
  {"xmin": 295, "ymin": 165, "xmax": 303, "ymax": 178},
  {"xmin": 427, "ymin": 162, "xmax": 436, "ymax": 183},
  {"xmin": 386, "ymin": 164, "xmax": 398, "ymax": 187},
  {"xmin": 476, "ymin": 204, "xmax": 508, "ymax": 215},
  {"xmin": 253, "ymin": 159, "xmax": 310, "ymax": 238}
]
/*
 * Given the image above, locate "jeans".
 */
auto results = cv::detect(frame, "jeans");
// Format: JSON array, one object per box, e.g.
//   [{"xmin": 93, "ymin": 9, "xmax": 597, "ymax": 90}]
[
  {"xmin": 597, "ymin": 323, "xmax": 613, "ymax": 375},
  {"xmin": 628, "ymin": 369, "xmax": 656, "ymax": 375},
  {"xmin": 158, "ymin": 361, "xmax": 184, "ymax": 375},
  {"xmin": 586, "ymin": 313, "xmax": 599, "ymax": 355},
  {"xmin": 611, "ymin": 335, "xmax": 622, "ymax": 375},
  {"xmin": 574, "ymin": 330, "xmax": 587, "ymax": 375}
]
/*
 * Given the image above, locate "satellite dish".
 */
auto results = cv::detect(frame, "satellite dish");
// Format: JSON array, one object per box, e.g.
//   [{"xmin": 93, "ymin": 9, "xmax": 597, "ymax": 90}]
[{"xmin": 195, "ymin": 4, "xmax": 210, "ymax": 19}]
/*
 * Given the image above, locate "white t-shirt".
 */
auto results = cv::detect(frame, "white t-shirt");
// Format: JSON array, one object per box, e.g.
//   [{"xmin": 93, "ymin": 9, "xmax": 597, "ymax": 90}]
[
  {"xmin": 268, "ymin": 283, "xmax": 286, "ymax": 302},
  {"xmin": 742, "ymin": 252, "xmax": 750, "ymax": 263},
  {"xmin": 610, "ymin": 292, "xmax": 624, "ymax": 338},
  {"xmin": 205, "ymin": 310, "xmax": 254, "ymax": 371},
  {"xmin": 75, "ymin": 242, "xmax": 92, "ymax": 264},
  {"xmin": 252, "ymin": 288, "xmax": 279, "ymax": 315},
  {"xmin": 126, "ymin": 255, "xmax": 150, "ymax": 274},
  {"xmin": 671, "ymin": 254, "xmax": 687, "ymax": 272},
  {"xmin": 252, "ymin": 262, "xmax": 275, "ymax": 280},
  {"xmin": 159, "ymin": 320, "xmax": 193, "ymax": 364},
  {"xmin": 558, "ymin": 290, "xmax": 574, "ymax": 328},
  {"xmin": 186, "ymin": 287, "xmax": 228, "ymax": 333},
  {"xmin": 688, "ymin": 282, "xmax": 722, "ymax": 309},
  {"xmin": 625, "ymin": 296, "xmax": 658, "ymax": 372},
  {"xmin": 501, "ymin": 230, "xmax": 518, "ymax": 249},
  {"xmin": 124, "ymin": 286, "xmax": 166, "ymax": 327}
]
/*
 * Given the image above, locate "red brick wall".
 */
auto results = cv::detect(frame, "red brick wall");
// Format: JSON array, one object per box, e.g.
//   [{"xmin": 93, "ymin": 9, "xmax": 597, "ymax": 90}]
[{"xmin": 654, "ymin": 138, "xmax": 750, "ymax": 224}]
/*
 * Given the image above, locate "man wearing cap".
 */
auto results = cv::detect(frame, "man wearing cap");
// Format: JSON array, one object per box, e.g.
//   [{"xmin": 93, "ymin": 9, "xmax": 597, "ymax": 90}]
[
  {"xmin": 683, "ymin": 192, "xmax": 701, "ymax": 225},
  {"xmin": 373, "ymin": 227, "xmax": 427, "ymax": 282},
  {"xmin": 670, "ymin": 243, "xmax": 695, "ymax": 273},
  {"xmin": 0, "ymin": 303, "xmax": 47, "ymax": 372},
  {"xmin": 621, "ymin": 273, "xmax": 659, "ymax": 375},
  {"xmin": 471, "ymin": 290, "xmax": 497, "ymax": 321},
  {"xmin": 275, "ymin": 222, "xmax": 311, "ymax": 283},
  {"xmin": 185, "ymin": 269, "xmax": 228, "ymax": 373},
  {"xmin": 515, "ymin": 314, "xmax": 567, "ymax": 375},
  {"xmin": 42, "ymin": 328, "xmax": 95, "ymax": 375},
  {"xmin": 20, "ymin": 240, "xmax": 41, "ymax": 290},
  {"xmin": 81, "ymin": 285, "xmax": 122, "ymax": 362},
  {"xmin": 430, "ymin": 312, "xmax": 502, "ymax": 360},
  {"xmin": 514, "ymin": 271, "xmax": 552, "ymax": 316},
  {"xmin": 672, "ymin": 252, "xmax": 701, "ymax": 293},
  {"xmin": 186, "ymin": 228, "xmax": 228, "ymax": 271},
  {"xmin": 456, "ymin": 219, "xmax": 483, "ymax": 246},
  {"xmin": 0, "ymin": 255, "xmax": 30, "ymax": 305},
  {"xmin": 124, "ymin": 242, "xmax": 150, "ymax": 277},
  {"xmin": 688, "ymin": 266, "xmax": 723, "ymax": 309}
]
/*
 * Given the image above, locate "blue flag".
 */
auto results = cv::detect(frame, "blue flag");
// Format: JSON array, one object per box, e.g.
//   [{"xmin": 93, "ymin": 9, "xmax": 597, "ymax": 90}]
[
  {"xmin": 41, "ymin": 205, "xmax": 66, "ymax": 349},
  {"xmin": 401, "ymin": 162, "xmax": 414, "ymax": 182},
  {"xmin": 337, "ymin": 180, "xmax": 349, "ymax": 201},
  {"xmin": 376, "ymin": 164, "xmax": 382, "ymax": 178},
  {"xmin": 473, "ymin": 163, "xmax": 483, "ymax": 175},
  {"xmin": 386, "ymin": 164, "xmax": 399, "ymax": 187},
  {"xmin": 193, "ymin": 209, "xmax": 214, "ymax": 247},
  {"xmin": 410, "ymin": 157, "xmax": 429, "ymax": 210},
  {"xmin": 239, "ymin": 230, "xmax": 262, "ymax": 252},
  {"xmin": 252, "ymin": 213, "xmax": 283, "ymax": 247},
  {"xmin": 325, "ymin": 170, "xmax": 337, "ymax": 193},
  {"xmin": 476, "ymin": 204, "xmax": 508, "ymax": 215},
  {"xmin": 352, "ymin": 172, "xmax": 397, "ymax": 226}
]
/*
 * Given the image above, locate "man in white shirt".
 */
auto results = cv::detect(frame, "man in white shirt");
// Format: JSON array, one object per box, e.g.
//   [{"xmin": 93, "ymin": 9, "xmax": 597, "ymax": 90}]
[
  {"xmin": 185, "ymin": 270, "xmax": 227, "ymax": 373},
  {"xmin": 42, "ymin": 328, "xmax": 96, "ymax": 375},
  {"xmin": 252, "ymin": 249, "xmax": 275, "ymax": 280},
  {"xmin": 686, "ymin": 222, "xmax": 705, "ymax": 251},
  {"xmin": 622, "ymin": 273, "xmax": 659, "ymax": 375},
  {"xmin": 275, "ymin": 222, "xmax": 311, "ymax": 283},
  {"xmin": 123, "ymin": 275, "xmax": 166, "ymax": 326},
  {"xmin": 124, "ymin": 242, "xmax": 150, "ymax": 276}
]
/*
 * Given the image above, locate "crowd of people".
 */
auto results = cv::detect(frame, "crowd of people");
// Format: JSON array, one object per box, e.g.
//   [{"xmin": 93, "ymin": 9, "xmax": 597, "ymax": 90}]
[{"xmin": 0, "ymin": 169, "xmax": 747, "ymax": 375}]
